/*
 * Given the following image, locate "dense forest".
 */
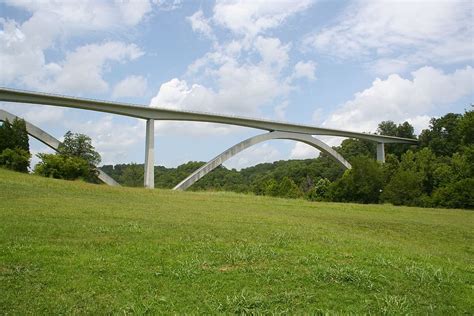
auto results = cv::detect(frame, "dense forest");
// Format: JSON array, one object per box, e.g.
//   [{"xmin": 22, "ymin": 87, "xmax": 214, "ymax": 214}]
[{"xmin": 101, "ymin": 110, "xmax": 473, "ymax": 209}]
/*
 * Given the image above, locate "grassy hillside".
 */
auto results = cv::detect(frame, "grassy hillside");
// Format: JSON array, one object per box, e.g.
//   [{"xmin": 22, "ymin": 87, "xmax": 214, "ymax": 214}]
[{"xmin": 0, "ymin": 168, "xmax": 472, "ymax": 314}]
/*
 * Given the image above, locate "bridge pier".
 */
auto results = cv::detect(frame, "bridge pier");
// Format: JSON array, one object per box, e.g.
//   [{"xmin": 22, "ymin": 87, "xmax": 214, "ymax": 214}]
[
  {"xmin": 144, "ymin": 119, "xmax": 154, "ymax": 188},
  {"xmin": 377, "ymin": 142, "xmax": 385, "ymax": 163}
]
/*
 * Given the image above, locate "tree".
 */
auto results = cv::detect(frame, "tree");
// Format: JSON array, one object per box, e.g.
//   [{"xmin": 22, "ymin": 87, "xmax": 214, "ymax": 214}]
[
  {"xmin": 10, "ymin": 118, "xmax": 29, "ymax": 152},
  {"xmin": 120, "ymin": 163, "xmax": 144, "ymax": 187},
  {"xmin": 327, "ymin": 157, "xmax": 383, "ymax": 204},
  {"xmin": 432, "ymin": 178, "xmax": 474, "ymax": 209},
  {"xmin": 457, "ymin": 109, "xmax": 474, "ymax": 146},
  {"xmin": 35, "ymin": 131, "xmax": 101, "ymax": 183},
  {"xmin": 276, "ymin": 177, "xmax": 303, "ymax": 199},
  {"xmin": 58, "ymin": 131, "xmax": 101, "ymax": 166},
  {"xmin": 419, "ymin": 113, "xmax": 462, "ymax": 156},
  {"xmin": 0, "ymin": 118, "xmax": 30, "ymax": 172},
  {"xmin": 377, "ymin": 121, "xmax": 398, "ymax": 136},
  {"xmin": 307, "ymin": 178, "xmax": 331, "ymax": 201},
  {"xmin": 264, "ymin": 179, "xmax": 279, "ymax": 197},
  {"xmin": 0, "ymin": 148, "xmax": 31, "ymax": 172},
  {"xmin": 336, "ymin": 139, "xmax": 376, "ymax": 161},
  {"xmin": 377, "ymin": 120, "xmax": 416, "ymax": 157},
  {"xmin": 399, "ymin": 148, "xmax": 437, "ymax": 195},
  {"xmin": 34, "ymin": 153, "xmax": 92, "ymax": 180},
  {"xmin": 381, "ymin": 170, "xmax": 424, "ymax": 206}
]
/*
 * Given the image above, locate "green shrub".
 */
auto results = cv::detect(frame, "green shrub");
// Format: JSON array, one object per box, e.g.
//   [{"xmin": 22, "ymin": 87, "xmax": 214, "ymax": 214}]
[
  {"xmin": 432, "ymin": 178, "xmax": 474, "ymax": 209},
  {"xmin": 277, "ymin": 177, "xmax": 303, "ymax": 199},
  {"xmin": 307, "ymin": 178, "xmax": 331, "ymax": 201},
  {"xmin": 327, "ymin": 157, "xmax": 383, "ymax": 204},
  {"xmin": 0, "ymin": 148, "xmax": 31, "ymax": 172},
  {"xmin": 34, "ymin": 153, "xmax": 98, "ymax": 182},
  {"xmin": 381, "ymin": 170, "xmax": 424, "ymax": 206}
]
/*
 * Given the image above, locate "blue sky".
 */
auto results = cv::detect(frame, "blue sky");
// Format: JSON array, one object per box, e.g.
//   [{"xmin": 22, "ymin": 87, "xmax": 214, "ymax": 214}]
[{"xmin": 1, "ymin": 0, "xmax": 473, "ymax": 169}]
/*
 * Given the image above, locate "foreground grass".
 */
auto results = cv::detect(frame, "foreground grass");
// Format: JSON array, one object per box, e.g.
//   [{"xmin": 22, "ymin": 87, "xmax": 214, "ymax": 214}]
[{"xmin": 0, "ymin": 168, "xmax": 473, "ymax": 314}]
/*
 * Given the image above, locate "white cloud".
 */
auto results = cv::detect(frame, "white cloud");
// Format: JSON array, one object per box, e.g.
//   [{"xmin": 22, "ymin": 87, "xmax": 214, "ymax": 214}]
[
  {"xmin": 0, "ymin": 1, "xmax": 147, "ymax": 92},
  {"xmin": 181, "ymin": 1, "xmax": 316, "ymax": 128},
  {"xmin": 291, "ymin": 60, "xmax": 316, "ymax": 81},
  {"xmin": 23, "ymin": 42, "xmax": 144, "ymax": 94},
  {"xmin": 322, "ymin": 66, "xmax": 474, "ymax": 134},
  {"xmin": 290, "ymin": 142, "xmax": 320, "ymax": 160},
  {"xmin": 367, "ymin": 58, "xmax": 410, "ymax": 77},
  {"xmin": 112, "ymin": 75, "xmax": 148, "ymax": 99},
  {"xmin": 405, "ymin": 115, "xmax": 432, "ymax": 135},
  {"xmin": 153, "ymin": 0, "xmax": 182, "ymax": 11},
  {"xmin": 4, "ymin": 0, "xmax": 153, "ymax": 29},
  {"xmin": 213, "ymin": 0, "xmax": 314, "ymax": 38},
  {"xmin": 0, "ymin": 18, "xmax": 47, "ymax": 84},
  {"xmin": 224, "ymin": 142, "xmax": 282, "ymax": 170},
  {"xmin": 150, "ymin": 78, "xmax": 215, "ymax": 111},
  {"xmin": 116, "ymin": 0, "xmax": 152, "ymax": 25},
  {"xmin": 0, "ymin": 103, "xmax": 65, "ymax": 126},
  {"xmin": 152, "ymin": 2, "xmax": 314, "ymax": 139},
  {"xmin": 274, "ymin": 101, "xmax": 288, "ymax": 120},
  {"xmin": 311, "ymin": 107, "xmax": 324, "ymax": 125},
  {"xmin": 187, "ymin": 10, "xmax": 214, "ymax": 39},
  {"xmin": 151, "ymin": 45, "xmax": 290, "ymax": 116},
  {"xmin": 304, "ymin": 1, "xmax": 473, "ymax": 70},
  {"xmin": 254, "ymin": 36, "xmax": 290, "ymax": 72},
  {"xmin": 67, "ymin": 115, "xmax": 145, "ymax": 165},
  {"xmin": 149, "ymin": 78, "xmax": 243, "ymax": 136}
]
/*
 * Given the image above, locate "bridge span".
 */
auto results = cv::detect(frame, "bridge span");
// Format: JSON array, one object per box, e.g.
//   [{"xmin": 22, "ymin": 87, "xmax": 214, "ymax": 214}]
[{"xmin": 0, "ymin": 87, "xmax": 417, "ymax": 189}]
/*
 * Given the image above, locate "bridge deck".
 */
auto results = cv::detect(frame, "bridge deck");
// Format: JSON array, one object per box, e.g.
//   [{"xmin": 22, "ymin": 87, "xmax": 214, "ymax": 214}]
[{"xmin": 0, "ymin": 87, "xmax": 417, "ymax": 144}]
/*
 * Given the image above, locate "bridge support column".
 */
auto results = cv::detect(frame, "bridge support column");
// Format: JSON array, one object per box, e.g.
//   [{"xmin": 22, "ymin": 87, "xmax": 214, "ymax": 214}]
[
  {"xmin": 377, "ymin": 142, "xmax": 385, "ymax": 163},
  {"xmin": 144, "ymin": 119, "xmax": 154, "ymax": 189}
]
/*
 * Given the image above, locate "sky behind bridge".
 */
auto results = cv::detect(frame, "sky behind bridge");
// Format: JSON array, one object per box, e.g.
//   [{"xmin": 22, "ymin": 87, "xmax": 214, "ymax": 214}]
[{"xmin": 1, "ymin": 0, "xmax": 473, "ymax": 168}]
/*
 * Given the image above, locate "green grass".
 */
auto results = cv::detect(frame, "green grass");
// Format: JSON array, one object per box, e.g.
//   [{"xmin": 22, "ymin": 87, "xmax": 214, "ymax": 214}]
[{"xmin": 0, "ymin": 168, "xmax": 473, "ymax": 314}]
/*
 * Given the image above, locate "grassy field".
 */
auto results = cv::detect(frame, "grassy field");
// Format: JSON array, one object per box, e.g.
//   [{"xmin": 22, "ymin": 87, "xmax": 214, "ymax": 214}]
[{"xmin": 0, "ymin": 168, "xmax": 473, "ymax": 314}]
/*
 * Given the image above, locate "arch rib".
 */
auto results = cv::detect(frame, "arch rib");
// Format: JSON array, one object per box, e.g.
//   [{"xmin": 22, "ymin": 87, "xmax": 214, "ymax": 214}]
[
  {"xmin": 0, "ymin": 109, "xmax": 120, "ymax": 187},
  {"xmin": 173, "ymin": 131, "xmax": 351, "ymax": 191}
]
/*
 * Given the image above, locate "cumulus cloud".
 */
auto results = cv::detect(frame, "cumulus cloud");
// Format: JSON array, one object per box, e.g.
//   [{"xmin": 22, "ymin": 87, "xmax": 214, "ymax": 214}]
[
  {"xmin": 67, "ymin": 115, "xmax": 145, "ymax": 165},
  {"xmin": 149, "ymin": 78, "xmax": 243, "ymax": 136},
  {"xmin": 181, "ymin": 2, "xmax": 318, "ymax": 124},
  {"xmin": 0, "ymin": 103, "xmax": 65, "ymax": 127},
  {"xmin": 224, "ymin": 142, "xmax": 283, "ymax": 170},
  {"xmin": 153, "ymin": 0, "xmax": 182, "ymax": 11},
  {"xmin": 112, "ymin": 75, "xmax": 148, "ymax": 99},
  {"xmin": 291, "ymin": 60, "xmax": 317, "ymax": 81},
  {"xmin": 154, "ymin": 0, "xmax": 316, "ymax": 139},
  {"xmin": 213, "ymin": 0, "xmax": 314, "ymax": 38},
  {"xmin": 0, "ymin": 1, "xmax": 147, "ymax": 93},
  {"xmin": 322, "ymin": 66, "xmax": 474, "ymax": 134},
  {"xmin": 187, "ymin": 10, "xmax": 214, "ymax": 39},
  {"xmin": 304, "ymin": 0, "xmax": 473, "ymax": 72},
  {"xmin": 3, "ymin": 0, "xmax": 153, "ymax": 29},
  {"xmin": 23, "ymin": 41, "xmax": 144, "ymax": 94},
  {"xmin": 288, "ymin": 65, "xmax": 474, "ymax": 158},
  {"xmin": 290, "ymin": 142, "xmax": 319, "ymax": 160},
  {"xmin": 151, "ymin": 39, "xmax": 290, "ymax": 116}
]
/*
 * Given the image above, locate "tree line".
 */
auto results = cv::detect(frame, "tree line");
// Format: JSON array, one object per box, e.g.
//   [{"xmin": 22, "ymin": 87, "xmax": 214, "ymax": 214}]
[
  {"xmin": 1, "ymin": 109, "xmax": 472, "ymax": 209},
  {"xmin": 102, "ymin": 110, "xmax": 473, "ymax": 209}
]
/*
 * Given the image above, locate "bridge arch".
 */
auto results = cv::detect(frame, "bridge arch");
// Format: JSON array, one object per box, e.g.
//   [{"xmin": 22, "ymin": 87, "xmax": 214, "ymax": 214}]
[
  {"xmin": 0, "ymin": 109, "xmax": 119, "ymax": 186},
  {"xmin": 173, "ymin": 131, "xmax": 351, "ymax": 191}
]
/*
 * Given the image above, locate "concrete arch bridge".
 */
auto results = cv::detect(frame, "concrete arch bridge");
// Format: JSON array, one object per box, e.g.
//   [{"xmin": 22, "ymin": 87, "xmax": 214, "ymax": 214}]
[{"xmin": 0, "ymin": 88, "xmax": 417, "ymax": 189}]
